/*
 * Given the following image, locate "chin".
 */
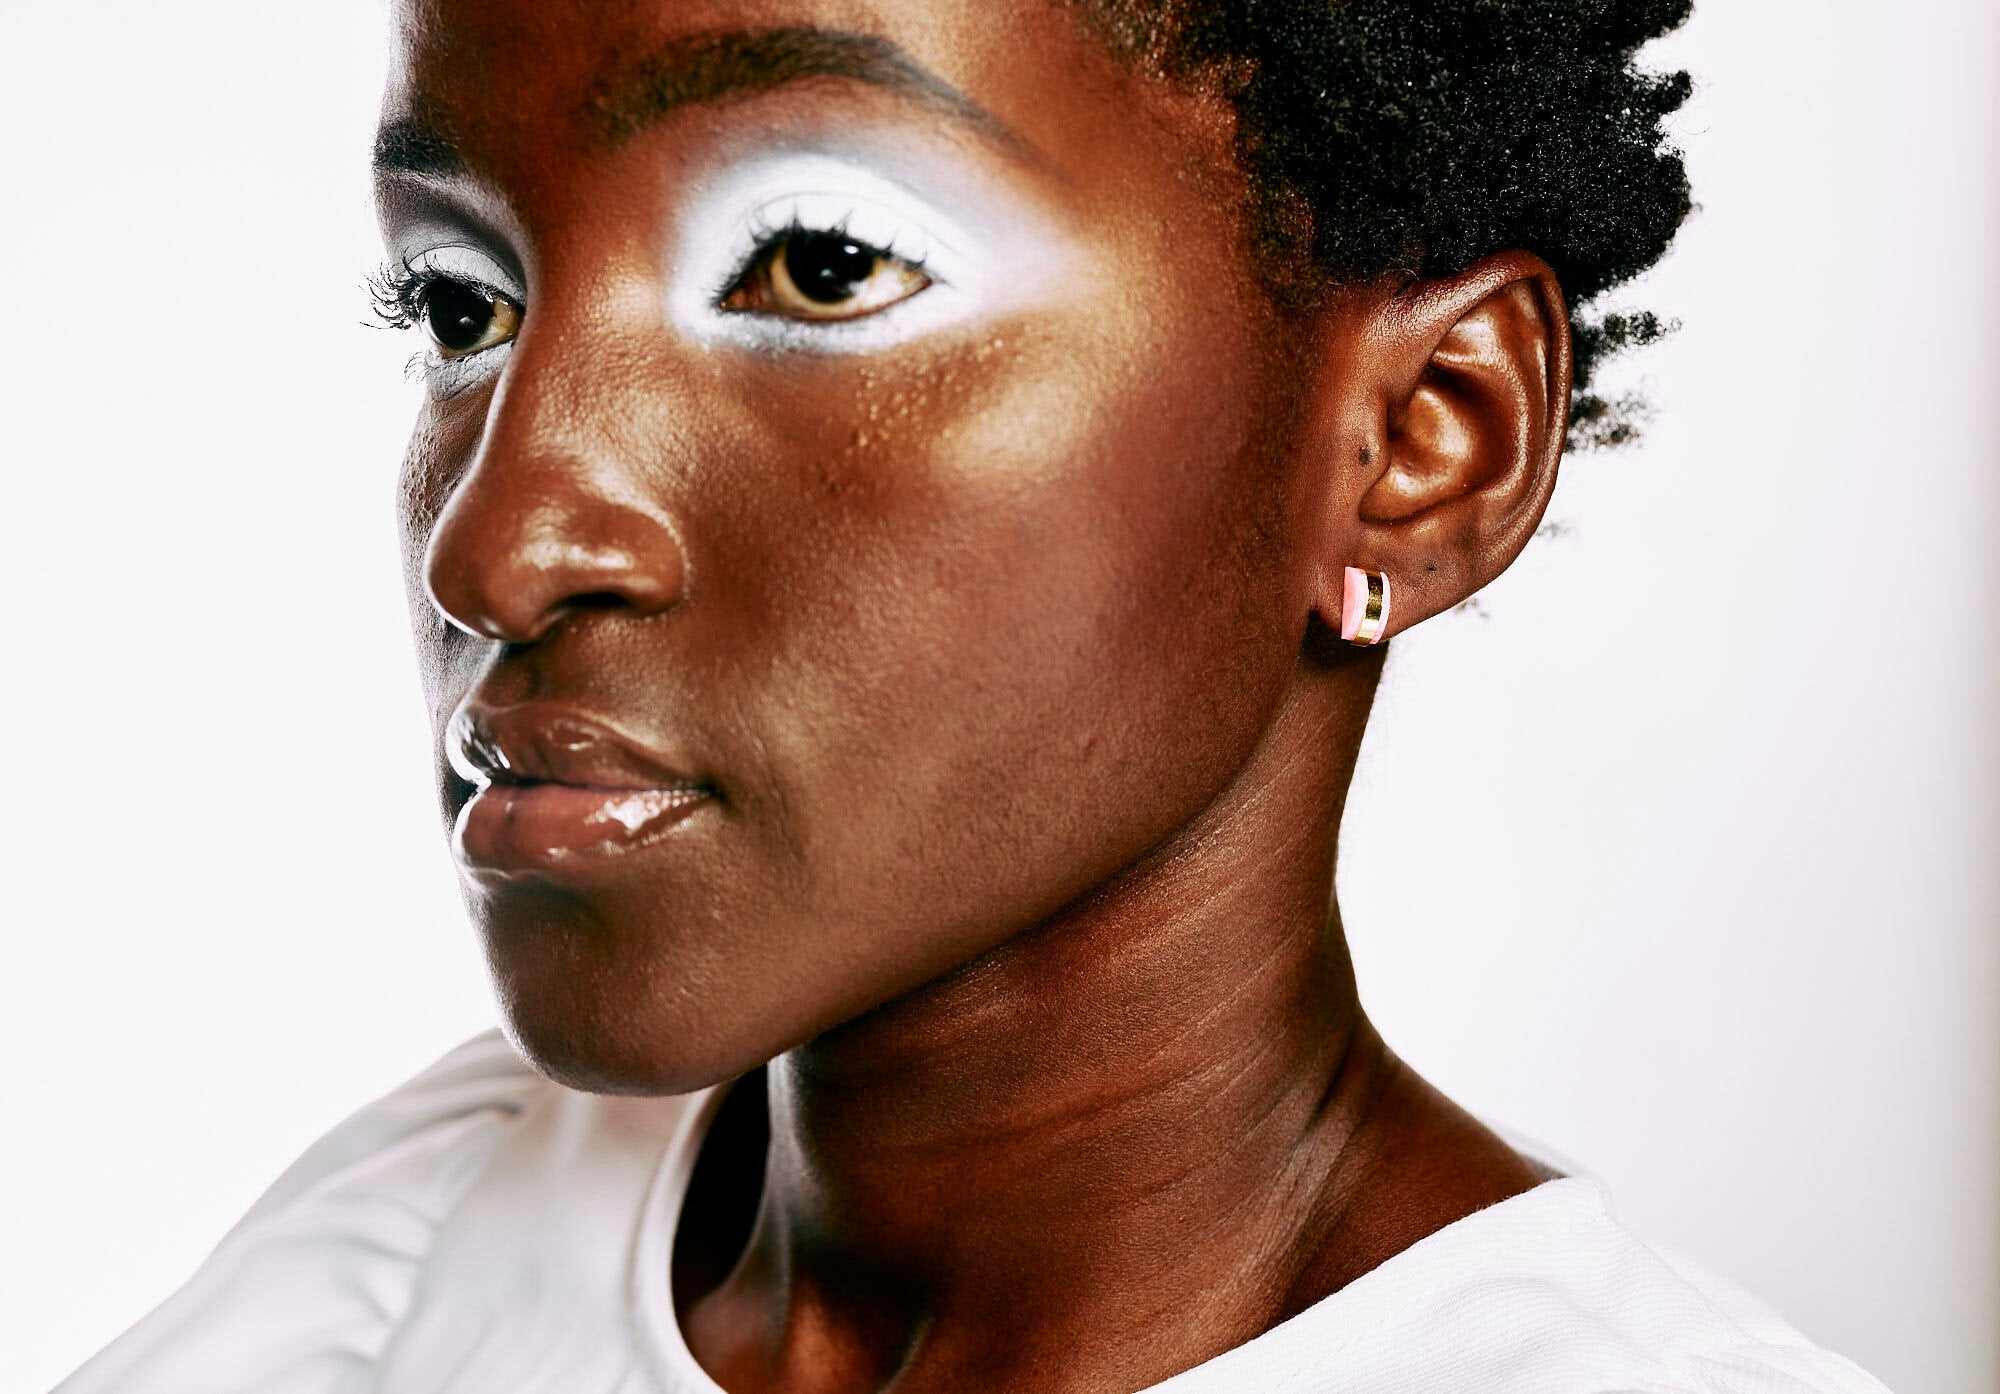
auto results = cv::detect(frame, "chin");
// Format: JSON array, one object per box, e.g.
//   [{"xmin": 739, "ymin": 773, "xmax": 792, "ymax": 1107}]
[
  {"xmin": 494, "ymin": 982, "xmax": 755, "ymax": 1097},
  {"xmin": 475, "ymin": 892, "xmax": 767, "ymax": 1097},
  {"xmin": 504, "ymin": 1026, "xmax": 711, "ymax": 1097}
]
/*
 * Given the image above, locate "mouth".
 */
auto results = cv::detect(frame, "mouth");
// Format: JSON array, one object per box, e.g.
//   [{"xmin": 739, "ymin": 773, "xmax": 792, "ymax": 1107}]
[{"xmin": 446, "ymin": 704, "xmax": 718, "ymax": 874}]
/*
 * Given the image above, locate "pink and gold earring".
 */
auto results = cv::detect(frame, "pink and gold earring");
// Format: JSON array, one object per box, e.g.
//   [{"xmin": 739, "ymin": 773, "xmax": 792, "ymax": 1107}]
[{"xmin": 1340, "ymin": 566, "xmax": 1392, "ymax": 646}]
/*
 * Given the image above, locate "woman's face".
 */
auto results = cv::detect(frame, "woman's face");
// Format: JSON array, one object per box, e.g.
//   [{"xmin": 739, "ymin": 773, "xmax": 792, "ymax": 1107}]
[{"xmin": 378, "ymin": 0, "xmax": 1334, "ymax": 1092}]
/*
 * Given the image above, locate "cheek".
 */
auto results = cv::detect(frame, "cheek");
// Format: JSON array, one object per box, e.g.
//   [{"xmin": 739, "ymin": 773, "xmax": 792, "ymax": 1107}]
[{"xmin": 733, "ymin": 305, "xmax": 1302, "ymax": 934}]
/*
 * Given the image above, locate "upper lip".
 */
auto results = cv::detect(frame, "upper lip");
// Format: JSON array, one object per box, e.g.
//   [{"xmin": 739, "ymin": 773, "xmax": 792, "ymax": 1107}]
[{"xmin": 446, "ymin": 702, "xmax": 711, "ymax": 793}]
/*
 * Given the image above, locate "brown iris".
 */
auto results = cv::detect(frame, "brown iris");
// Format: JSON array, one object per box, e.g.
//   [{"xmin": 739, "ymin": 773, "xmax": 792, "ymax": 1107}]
[{"xmin": 723, "ymin": 230, "xmax": 930, "ymax": 321}]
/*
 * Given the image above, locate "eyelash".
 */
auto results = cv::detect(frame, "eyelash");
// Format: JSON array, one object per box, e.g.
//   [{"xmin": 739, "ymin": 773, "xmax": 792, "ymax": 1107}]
[
  {"xmin": 367, "ymin": 259, "xmax": 515, "ymax": 334},
  {"xmin": 366, "ymin": 259, "xmax": 430, "ymax": 332}
]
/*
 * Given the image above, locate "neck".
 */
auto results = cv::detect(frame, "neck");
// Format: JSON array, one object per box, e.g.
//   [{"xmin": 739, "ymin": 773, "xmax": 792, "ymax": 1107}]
[{"xmin": 681, "ymin": 663, "xmax": 1537, "ymax": 1393}]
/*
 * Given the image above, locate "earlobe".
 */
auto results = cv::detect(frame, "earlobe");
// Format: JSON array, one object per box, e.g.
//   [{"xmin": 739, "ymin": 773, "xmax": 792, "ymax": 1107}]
[{"xmin": 1313, "ymin": 253, "xmax": 1571, "ymax": 643}]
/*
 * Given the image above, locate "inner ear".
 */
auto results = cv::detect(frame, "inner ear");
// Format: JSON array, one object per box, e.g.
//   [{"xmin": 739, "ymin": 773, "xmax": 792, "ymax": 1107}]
[{"xmin": 1361, "ymin": 278, "xmax": 1557, "ymax": 526}]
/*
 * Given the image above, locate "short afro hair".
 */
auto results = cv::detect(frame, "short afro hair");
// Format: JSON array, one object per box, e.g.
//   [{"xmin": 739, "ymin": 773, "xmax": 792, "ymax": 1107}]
[{"xmin": 1078, "ymin": 0, "xmax": 1695, "ymax": 448}]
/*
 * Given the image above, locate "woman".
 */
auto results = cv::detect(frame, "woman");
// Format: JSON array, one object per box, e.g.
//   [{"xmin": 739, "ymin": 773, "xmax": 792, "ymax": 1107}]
[{"xmin": 58, "ymin": 0, "xmax": 1893, "ymax": 1390}]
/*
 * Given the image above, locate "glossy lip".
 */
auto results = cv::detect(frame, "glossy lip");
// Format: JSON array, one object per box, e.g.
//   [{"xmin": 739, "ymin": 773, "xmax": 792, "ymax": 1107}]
[{"xmin": 446, "ymin": 703, "xmax": 718, "ymax": 876}]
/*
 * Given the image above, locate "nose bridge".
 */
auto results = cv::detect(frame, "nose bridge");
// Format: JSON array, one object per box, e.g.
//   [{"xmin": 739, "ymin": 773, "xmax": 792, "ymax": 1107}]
[{"xmin": 423, "ymin": 312, "xmax": 688, "ymax": 645}]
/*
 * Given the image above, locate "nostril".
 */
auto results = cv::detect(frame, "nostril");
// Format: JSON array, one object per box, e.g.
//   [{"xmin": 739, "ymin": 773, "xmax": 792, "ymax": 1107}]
[{"xmin": 568, "ymin": 591, "xmax": 630, "ymax": 612}]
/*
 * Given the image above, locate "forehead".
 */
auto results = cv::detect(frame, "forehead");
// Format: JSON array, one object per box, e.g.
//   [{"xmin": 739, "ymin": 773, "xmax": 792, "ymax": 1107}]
[{"xmin": 383, "ymin": 0, "xmax": 1147, "ymax": 178}]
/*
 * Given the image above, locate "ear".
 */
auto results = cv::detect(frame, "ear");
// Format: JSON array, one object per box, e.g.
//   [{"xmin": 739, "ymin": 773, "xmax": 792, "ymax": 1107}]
[{"xmin": 1304, "ymin": 252, "xmax": 1571, "ymax": 642}]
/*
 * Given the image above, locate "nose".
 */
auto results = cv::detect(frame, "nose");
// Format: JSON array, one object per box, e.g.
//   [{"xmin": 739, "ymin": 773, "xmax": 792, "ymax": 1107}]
[{"xmin": 422, "ymin": 376, "xmax": 688, "ymax": 647}]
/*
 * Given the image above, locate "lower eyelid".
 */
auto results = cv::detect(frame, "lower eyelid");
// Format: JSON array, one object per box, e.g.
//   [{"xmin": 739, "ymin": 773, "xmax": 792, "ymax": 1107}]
[
  {"xmin": 707, "ymin": 287, "xmax": 971, "ymax": 353},
  {"xmin": 424, "ymin": 339, "xmax": 512, "ymax": 398}
]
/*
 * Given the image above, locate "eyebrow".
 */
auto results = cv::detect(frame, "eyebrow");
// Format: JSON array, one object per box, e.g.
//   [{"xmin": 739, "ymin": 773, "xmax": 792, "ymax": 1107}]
[{"xmin": 373, "ymin": 27, "xmax": 1017, "ymax": 179}]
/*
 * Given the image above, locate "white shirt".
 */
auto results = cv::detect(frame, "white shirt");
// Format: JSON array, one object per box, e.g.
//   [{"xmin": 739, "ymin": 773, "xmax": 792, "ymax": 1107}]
[{"xmin": 57, "ymin": 1031, "xmax": 1893, "ymax": 1394}]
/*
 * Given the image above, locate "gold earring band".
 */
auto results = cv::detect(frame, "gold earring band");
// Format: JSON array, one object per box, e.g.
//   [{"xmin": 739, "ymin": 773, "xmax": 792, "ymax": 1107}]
[{"xmin": 1340, "ymin": 566, "xmax": 1391, "ymax": 646}]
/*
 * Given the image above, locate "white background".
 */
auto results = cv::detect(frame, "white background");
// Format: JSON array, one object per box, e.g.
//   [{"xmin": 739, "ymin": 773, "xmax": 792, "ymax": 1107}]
[{"xmin": 1, "ymin": 3, "xmax": 1994, "ymax": 1392}]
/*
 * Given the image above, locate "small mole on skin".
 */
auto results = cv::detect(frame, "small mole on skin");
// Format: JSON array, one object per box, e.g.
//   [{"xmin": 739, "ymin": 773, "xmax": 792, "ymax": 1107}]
[{"xmin": 1359, "ymin": 447, "xmax": 1373, "ymax": 464}]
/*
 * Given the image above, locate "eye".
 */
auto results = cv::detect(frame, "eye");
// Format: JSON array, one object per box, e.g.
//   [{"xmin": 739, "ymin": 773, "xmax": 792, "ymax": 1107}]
[
  {"xmin": 420, "ymin": 278, "xmax": 521, "ymax": 360},
  {"xmin": 722, "ymin": 229, "xmax": 932, "ymax": 321}
]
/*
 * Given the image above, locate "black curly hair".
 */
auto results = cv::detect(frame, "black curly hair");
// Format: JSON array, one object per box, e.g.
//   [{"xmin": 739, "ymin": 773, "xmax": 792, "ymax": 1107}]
[{"xmin": 1078, "ymin": 0, "xmax": 1694, "ymax": 449}]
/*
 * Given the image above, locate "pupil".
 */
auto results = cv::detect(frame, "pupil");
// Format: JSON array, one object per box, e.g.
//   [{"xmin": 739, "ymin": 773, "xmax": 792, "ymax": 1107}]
[
  {"xmin": 425, "ymin": 280, "xmax": 493, "ymax": 351},
  {"xmin": 784, "ymin": 234, "xmax": 876, "ymax": 304}
]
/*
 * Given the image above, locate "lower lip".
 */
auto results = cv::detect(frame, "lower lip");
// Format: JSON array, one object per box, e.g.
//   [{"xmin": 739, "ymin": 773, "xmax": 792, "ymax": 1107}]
[{"xmin": 454, "ymin": 782, "xmax": 713, "ymax": 873}]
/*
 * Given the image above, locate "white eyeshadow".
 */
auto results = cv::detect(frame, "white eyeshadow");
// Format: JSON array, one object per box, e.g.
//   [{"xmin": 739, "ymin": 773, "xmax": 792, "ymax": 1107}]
[
  {"xmin": 400, "ymin": 240, "xmax": 526, "ymax": 302},
  {"xmin": 665, "ymin": 148, "xmax": 1072, "ymax": 354}
]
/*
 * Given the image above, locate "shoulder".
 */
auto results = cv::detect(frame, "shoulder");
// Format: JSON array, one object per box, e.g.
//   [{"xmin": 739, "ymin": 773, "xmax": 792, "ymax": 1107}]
[
  {"xmin": 1391, "ymin": 1178, "xmax": 1894, "ymax": 1394},
  {"xmin": 1624, "ymin": 1241, "xmax": 1897, "ymax": 1394},
  {"xmin": 53, "ymin": 1031, "xmax": 673, "ymax": 1394},
  {"xmin": 236, "ymin": 1028, "xmax": 548, "ymax": 1224},
  {"xmin": 1173, "ymin": 1176, "xmax": 1895, "ymax": 1394},
  {"xmin": 1510, "ymin": 1185, "xmax": 1895, "ymax": 1394},
  {"xmin": 1453, "ymin": 1135, "xmax": 1897, "ymax": 1394}
]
